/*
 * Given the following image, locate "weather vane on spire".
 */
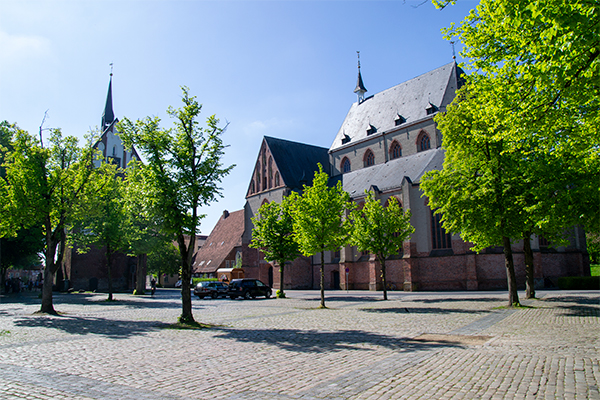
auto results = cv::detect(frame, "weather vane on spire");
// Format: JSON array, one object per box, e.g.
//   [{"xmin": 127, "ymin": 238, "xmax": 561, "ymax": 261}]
[
  {"xmin": 450, "ymin": 42, "xmax": 456, "ymax": 60},
  {"xmin": 109, "ymin": 62, "xmax": 114, "ymax": 77},
  {"xmin": 357, "ymin": 51, "xmax": 361, "ymax": 70}
]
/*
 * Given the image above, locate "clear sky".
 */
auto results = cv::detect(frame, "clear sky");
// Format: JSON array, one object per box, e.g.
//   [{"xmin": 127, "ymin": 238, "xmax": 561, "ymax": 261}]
[{"xmin": 0, "ymin": 0, "xmax": 477, "ymax": 235}]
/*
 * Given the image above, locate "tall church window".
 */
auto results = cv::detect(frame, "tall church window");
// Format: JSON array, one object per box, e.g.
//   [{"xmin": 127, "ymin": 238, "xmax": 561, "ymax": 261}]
[
  {"xmin": 268, "ymin": 157, "xmax": 273, "ymax": 189},
  {"xmin": 389, "ymin": 141, "xmax": 402, "ymax": 160},
  {"xmin": 341, "ymin": 157, "xmax": 351, "ymax": 173},
  {"xmin": 364, "ymin": 149, "xmax": 375, "ymax": 167},
  {"xmin": 256, "ymin": 168, "xmax": 261, "ymax": 192},
  {"xmin": 417, "ymin": 132, "xmax": 431, "ymax": 152},
  {"xmin": 431, "ymin": 210, "xmax": 452, "ymax": 249},
  {"xmin": 250, "ymin": 181, "xmax": 255, "ymax": 194},
  {"xmin": 274, "ymin": 172, "xmax": 280, "ymax": 187}
]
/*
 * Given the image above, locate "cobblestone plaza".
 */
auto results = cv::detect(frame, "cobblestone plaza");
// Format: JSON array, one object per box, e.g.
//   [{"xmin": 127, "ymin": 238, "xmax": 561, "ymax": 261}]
[{"xmin": 0, "ymin": 289, "xmax": 598, "ymax": 399}]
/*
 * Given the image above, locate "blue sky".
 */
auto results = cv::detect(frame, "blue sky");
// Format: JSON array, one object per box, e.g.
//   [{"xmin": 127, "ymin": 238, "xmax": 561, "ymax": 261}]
[{"xmin": 0, "ymin": 0, "xmax": 477, "ymax": 234}]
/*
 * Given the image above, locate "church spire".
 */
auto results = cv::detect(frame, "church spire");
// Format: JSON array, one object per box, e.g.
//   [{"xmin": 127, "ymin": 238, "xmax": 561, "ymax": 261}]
[
  {"xmin": 101, "ymin": 64, "xmax": 115, "ymax": 130},
  {"xmin": 354, "ymin": 51, "xmax": 367, "ymax": 103}
]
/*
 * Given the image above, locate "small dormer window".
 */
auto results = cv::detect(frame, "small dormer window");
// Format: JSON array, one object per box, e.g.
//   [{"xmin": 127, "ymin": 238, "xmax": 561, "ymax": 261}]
[
  {"xmin": 366, "ymin": 124, "xmax": 377, "ymax": 135},
  {"xmin": 395, "ymin": 114, "xmax": 406, "ymax": 126},
  {"xmin": 341, "ymin": 134, "xmax": 351, "ymax": 145},
  {"xmin": 426, "ymin": 103, "xmax": 439, "ymax": 115}
]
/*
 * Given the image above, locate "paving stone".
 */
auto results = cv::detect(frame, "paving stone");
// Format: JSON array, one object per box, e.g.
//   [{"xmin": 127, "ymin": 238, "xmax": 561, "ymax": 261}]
[{"xmin": 0, "ymin": 290, "xmax": 598, "ymax": 399}]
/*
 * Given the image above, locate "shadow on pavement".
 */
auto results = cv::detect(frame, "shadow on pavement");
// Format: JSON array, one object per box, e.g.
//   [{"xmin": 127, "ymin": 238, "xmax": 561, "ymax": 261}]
[
  {"xmin": 359, "ymin": 307, "xmax": 489, "ymax": 315},
  {"xmin": 538, "ymin": 295, "xmax": 600, "ymax": 318},
  {"xmin": 12, "ymin": 314, "xmax": 167, "ymax": 339},
  {"xmin": 408, "ymin": 297, "xmax": 505, "ymax": 304},
  {"xmin": 213, "ymin": 327, "xmax": 464, "ymax": 354}
]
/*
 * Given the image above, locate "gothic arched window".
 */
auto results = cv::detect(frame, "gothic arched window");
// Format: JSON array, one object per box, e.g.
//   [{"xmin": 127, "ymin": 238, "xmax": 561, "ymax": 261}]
[
  {"xmin": 341, "ymin": 157, "xmax": 351, "ymax": 173},
  {"xmin": 389, "ymin": 141, "xmax": 402, "ymax": 160},
  {"xmin": 364, "ymin": 149, "xmax": 375, "ymax": 167},
  {"xmin": 417, "ymin": 132, "xmax": 431, "ymax": 152}
]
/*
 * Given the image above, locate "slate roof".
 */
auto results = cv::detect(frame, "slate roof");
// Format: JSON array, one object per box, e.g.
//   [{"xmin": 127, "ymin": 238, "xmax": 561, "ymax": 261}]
[
  {"xmin": 341, "ymin": 148, "xmax": 445, "ymax": 197},
  {"xmin": 192, "ymin": 209, "xmax": 244, "ymax": 274},
  {"xmin": 330, "ymin": 62, "xmax": 463, "ymax": 152},
  {"xmin": 264, "ymin": 136, "xmax": 330, "ymax": 190}
]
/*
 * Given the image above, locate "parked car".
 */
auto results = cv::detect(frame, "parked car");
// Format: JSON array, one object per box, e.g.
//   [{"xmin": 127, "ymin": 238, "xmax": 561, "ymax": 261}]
[
  {"xmin": 194, "ymin": 281, "xmax": 229, "ymax": 299},
  {"xmin": 227, "ymin": 279, "xmax": 272, "ymax": 300}
]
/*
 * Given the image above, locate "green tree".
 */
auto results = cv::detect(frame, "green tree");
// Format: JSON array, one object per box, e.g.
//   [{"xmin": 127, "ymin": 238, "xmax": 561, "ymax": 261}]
[
  {"xmin": 250, "ymin": 198, "xmax": 300, "ymax": 298},
  {"xmin": 118, "ymin": 87, "xmax": 234, "ymax": 324},
  {"xmin": 0, "ymin": 122, "xmax": 44, "ymax": 294},
  {"xmin": 350, "ymin": 192, "xmax": 414, "ymax": 300},
  {"xmin": 147, "ymin": 240, "xmax": 181, "ymax": 286},
  {"xmin": 70, "ymin": 165, "xmax": 126, "ymax": 301},
  {"xmin": 122, "ymin": 163, "xmax": 172, "ymax": 295},
  {"xmin": 424, "ymin": 0, "xmax": 599, "ymax": 303},
  {"xmin": 288, "ymin": 164, "xmax": 354, "ymax": 308},
  {"xmin": 0, "ymin": 127, "xmax": 107, "ymax": 314}
]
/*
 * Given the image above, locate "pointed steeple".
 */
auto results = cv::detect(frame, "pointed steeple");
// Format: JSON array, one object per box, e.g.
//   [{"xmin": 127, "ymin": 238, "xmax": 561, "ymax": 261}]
[
  {"xmin": 101, "ymin": 65, "xmax": 115, "ymax": 130},
  {"xmin": 354, "ymin": 51, "xmax": 367, "ymax": 103}
]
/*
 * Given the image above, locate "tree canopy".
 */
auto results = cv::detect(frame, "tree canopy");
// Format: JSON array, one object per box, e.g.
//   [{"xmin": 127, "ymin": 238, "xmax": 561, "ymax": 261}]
[
  {"xmin": 288, "ymin": 164, "xmax": 354, "ymax": 308},
  {"xmin": 350, "ymin": 192, "xmax": 414, "ymax": 300},
  {"xmin": 118, "ymin": 87, "xmax": 234, "ymax": 324},
  {"xmin": 422, "ymin": 0, "xmax": 599, "ymax": 304},
  {"xmin": 0, "ymin": 126, "xmax": 110, "ymax": 313},
  {"xmin": 250, "ymin": 198, "xmax": 300, "ymax": 298}
]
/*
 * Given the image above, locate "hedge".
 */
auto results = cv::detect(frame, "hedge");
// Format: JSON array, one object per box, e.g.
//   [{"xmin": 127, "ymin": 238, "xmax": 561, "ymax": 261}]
[{"xmin": 557, "ymin": 276, "xmax": 600, "ymax": 290}]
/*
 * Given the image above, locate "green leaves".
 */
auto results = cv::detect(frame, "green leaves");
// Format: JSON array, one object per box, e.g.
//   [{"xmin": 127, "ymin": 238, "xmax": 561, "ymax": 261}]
[
  {"xmin": 250, "ymin": 198, "xmax": 299, "ymax": 268},
  {"xmin": 350, "ymin": 192, "xmax": 414, "ymax": 262},
  {"xmin": 287, "ymin": 164, "xmax": 354, "ymax": 257}
]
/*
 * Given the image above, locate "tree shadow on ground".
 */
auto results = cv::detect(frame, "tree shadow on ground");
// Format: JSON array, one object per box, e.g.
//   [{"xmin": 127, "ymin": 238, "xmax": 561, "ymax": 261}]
[
  {"xmin": 213, "ymin": 327, "xmax": 464, "ymax": 354},
  {"xmin": 407, "ymin": 297, "xmax": 505, "ymax": 304},
  {"xmin": 296, "ymin": 296, "xmax": 384, "ymax": 304},
  {"xmin": 358, "ymin": 307, "xmax": 489, "ymax": 315},
  {"xmin": 12, "ymin": 314, "xmax": 168, "ymax": 339},
  {"xmin": 539, "ymin": 295, "xmax": 600, "ymax": 318}
]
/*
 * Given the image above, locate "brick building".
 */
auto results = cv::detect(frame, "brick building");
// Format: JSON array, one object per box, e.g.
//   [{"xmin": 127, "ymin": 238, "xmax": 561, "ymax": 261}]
[
  {"xmin": 195, "ymin": 61, "xmax": 590, "ymax": 291},
  {"xmin": 63, "ymin": 73, "xmax": 144, "ymax": 292}
]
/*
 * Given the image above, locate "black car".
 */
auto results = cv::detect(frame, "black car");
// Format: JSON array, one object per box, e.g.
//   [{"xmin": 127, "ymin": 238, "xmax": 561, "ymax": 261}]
[
  {"xmin": 227, "ymin": 279, "xmax": 272, "ymax": 300},
  {"xmin": 194, "ymin": 281, "xmax": 229, "ymax": 299}
]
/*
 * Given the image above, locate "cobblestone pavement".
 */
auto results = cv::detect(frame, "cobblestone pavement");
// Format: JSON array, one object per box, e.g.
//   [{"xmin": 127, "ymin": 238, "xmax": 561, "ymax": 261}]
[{"xmin": 0, "ymin": 289, "xmax": 598, "ymax": 399}]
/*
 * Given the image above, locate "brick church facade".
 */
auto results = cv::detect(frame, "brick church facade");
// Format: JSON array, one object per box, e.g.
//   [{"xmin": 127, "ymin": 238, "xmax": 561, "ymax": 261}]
[
  {"xmin": 63, "ymin": 73, "xmax": 144, "ymax": 292},
  {"xmin": 195, "ymin": 61, "xmax": 590, "ymax": 292}
]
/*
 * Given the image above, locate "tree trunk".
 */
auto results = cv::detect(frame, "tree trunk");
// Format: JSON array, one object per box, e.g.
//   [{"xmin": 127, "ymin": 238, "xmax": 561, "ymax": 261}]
[
  {"xmin": 278, "ymin": 260, "xmax": 285, "ymax": 298},
  {"xmin": 320, "ymin": 250, "xmax": 326, "ymax": 308},
  {"xmin": 40, "ymin": 228, "xmax": 59, "ymax": 314},
  {"xmin": 134, "ymin": 253, "xmax": 147, "ymax": 295},
  {"xmin": 177, "ymin": 233, "xmax": 194, "ymax": 324},
  {"xmin": 502, "ymin": 236, "xmax": 520, "ymax": 307},
  {"xmin": 380, "ymin": 256, "xmax": 388, "ymax": 301},
  {"xmin": 523, "ymin": 232, "xmax": 535, "ymax": 299},
  {"xmin": 106, "ymin": 244, "xmax": 113, "ymax": 301}
]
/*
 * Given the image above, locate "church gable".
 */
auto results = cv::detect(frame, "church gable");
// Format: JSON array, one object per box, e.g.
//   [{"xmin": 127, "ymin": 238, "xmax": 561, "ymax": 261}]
[
  {"xmin": 246, "ymin": 137, "xmax": 283, "ymax": 197},
  {"xmin": 246, "ymin": 136, "xmax": 330, "ymax": 198}
]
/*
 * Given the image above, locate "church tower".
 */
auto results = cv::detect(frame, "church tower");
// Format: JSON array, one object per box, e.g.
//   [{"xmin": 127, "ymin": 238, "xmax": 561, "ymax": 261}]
[
  {"xmin": 101, "ymin": 69, "xmax": 115, "ymax": 130},
  {"xmin": 93, "ymin": 66, "xmax": 140, "ymax": 169},
  {"xmin": 354, "ymin": 51, "xmax": 367, "ymax": 103}
]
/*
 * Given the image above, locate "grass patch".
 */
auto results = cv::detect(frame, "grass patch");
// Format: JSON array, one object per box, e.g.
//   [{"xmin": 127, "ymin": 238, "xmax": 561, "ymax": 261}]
[
  {"xmin": 493, "ymin": 303, "xmax": 535, "ymax": 310},
  {"xmin": 162, "ymin": 321, "xmax": 214, "ymax": 330},
  {"xmin": 590, "ymin": 264, "xmax": 599, "ymax": 277},
  {"xmin": 0, "ymin": 329, "xmax": 10, "ymax": 336}
]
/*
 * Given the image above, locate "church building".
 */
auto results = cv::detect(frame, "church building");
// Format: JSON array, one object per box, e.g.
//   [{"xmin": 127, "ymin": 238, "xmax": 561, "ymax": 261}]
[
  {"xmin": 63, "ymin": 72, "xmax": 143, "ymax": 292},
  {"xmin": 197, "ymin": 60, "xmax": 590, "ymax": 291}
]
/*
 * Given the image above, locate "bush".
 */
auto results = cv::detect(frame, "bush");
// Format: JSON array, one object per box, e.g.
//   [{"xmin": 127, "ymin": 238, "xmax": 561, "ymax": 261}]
[
  {"xmin": 191, "ymin": 277, "xmax": 218, "ymax": 286},
  {"xmin": 557, "ymin": 276, "xmax": 600, "ymax": 290}
]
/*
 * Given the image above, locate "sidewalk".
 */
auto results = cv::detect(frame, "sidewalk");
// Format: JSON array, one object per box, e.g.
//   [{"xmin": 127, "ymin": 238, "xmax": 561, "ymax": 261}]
[{"xmin": 0, "ymin": 290, "xmax": 598, "ymax": 399}]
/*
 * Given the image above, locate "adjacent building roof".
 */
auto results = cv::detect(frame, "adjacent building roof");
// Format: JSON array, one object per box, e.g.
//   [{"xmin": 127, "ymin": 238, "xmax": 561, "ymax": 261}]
[
  {"xmin": 341, "ymin": 148, "xmax": 445, "ymax": 197},
  {"xmin": 330, "ymin": 62, "xmax": 463, "ymax": 152},
  {"xmin": 264, "ymin": 136, "xmax": 330, "ymax": 191},
  {"xmin": 192, "ymin": 209, "xmax": 245, "ymax": 274}
]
